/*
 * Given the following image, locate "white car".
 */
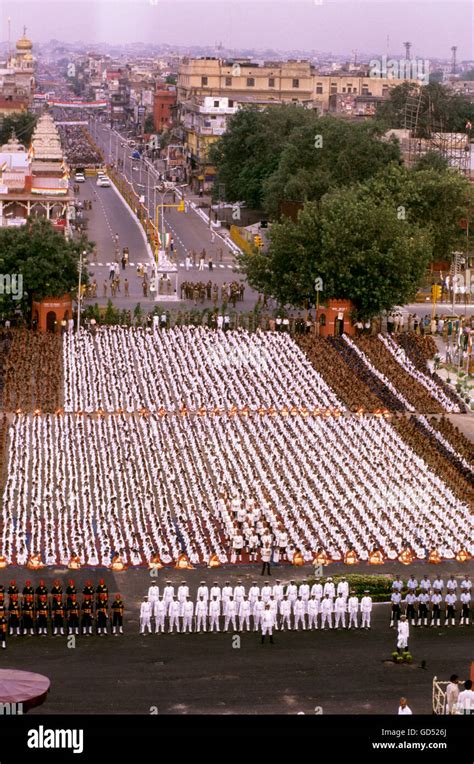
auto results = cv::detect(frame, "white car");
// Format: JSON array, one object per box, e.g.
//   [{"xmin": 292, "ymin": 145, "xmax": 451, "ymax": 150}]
[
  {"xmin": 96, "ymin": 176, "xmax": 111, "ymax": 187},
  {"xmin": 74, "ymin": 172, "xmax": 85, "ymax": 183}
]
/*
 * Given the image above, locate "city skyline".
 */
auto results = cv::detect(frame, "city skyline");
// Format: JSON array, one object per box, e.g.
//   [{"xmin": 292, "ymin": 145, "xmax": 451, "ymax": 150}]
[{"xmin": 1, "ymin": 0, "xmax": 473, "ymax": 61}]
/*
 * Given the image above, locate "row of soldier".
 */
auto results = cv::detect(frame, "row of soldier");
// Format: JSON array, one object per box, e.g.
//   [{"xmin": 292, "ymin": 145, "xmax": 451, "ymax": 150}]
[
  {"xmin": 140, "ymin": 579, "xmax": 374, "ymax": 633},
  {"xmin": 0, "ymin": 579, "xmax": 124, "ymax": 645},
  {"xmin": 390, "ymin": 590, "xmax": 471, "ymax": 627}
]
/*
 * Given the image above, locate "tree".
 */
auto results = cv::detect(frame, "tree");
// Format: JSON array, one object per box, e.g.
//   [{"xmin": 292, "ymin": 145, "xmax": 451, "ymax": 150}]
[
  {"xmin": 0, "ymin": 219, "xmax": 90, "ymax": 317},
  {"xmin": 375, "ymin": 82, "xmax": 474, "ymax": 135},
  {"xmin": 413, "ymin": 151, "xmax": 449, "ymax": 172},
  {"xmin": 209, "ymin": 105, "xmax": 317, "ymax": 209},
  {"xmin": 144, "ymin": 114, "xmax": 155, "ymax": 134},
  {"xmin": 262, "ymin": 117, "xmax": 400, "ymax": 218},
  {"xmin": 0, "ymin": 112, "xmax": 37, "ymax": 147}
]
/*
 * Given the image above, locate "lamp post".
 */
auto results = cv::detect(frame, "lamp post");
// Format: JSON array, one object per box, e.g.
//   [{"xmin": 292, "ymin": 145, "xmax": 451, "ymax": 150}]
[{"xmin": 76, "ymin": 249, "xmax": 86, "ymax": 333}]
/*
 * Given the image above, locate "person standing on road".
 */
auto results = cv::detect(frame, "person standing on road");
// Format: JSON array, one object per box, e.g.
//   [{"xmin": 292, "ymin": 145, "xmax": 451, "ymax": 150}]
[
  {"xmin": 260, "ymin": 545, "xmax": 271, "ymax": 576},
  {"xmin": 261, "ymin": 604, "xmax": 275, "ymax": 644},
  {"xmin": 139, "ymin": 596, "xmax": 152, "ymax": 635},
  {"xmin": 360, "ymin": 590, "xmax": 372, "ymax": 629},
  {"xmin": 208, "ymin": 254, "xmax": 213, "ymax": 271},
  {"xmin": 199, "ymin": 254, "xmax": 205, "ymax": 271},
  {"xmin": 397, "ymin": 614, "xmax": 409, "ymax": 655}
]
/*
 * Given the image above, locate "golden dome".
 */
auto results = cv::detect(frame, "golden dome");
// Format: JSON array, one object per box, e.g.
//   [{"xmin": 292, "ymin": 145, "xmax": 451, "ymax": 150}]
[
  {"xmin": 24, "ymin": 53, "xmax": 33, "ymax": 61},
  {"xmin": 17, "ymin": 33, "xmax": 33, "ymax": 51}
]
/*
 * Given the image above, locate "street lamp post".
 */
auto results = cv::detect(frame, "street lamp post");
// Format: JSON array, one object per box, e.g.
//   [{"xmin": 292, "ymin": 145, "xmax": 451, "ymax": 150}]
[{"xmin": 77, "ymin": 249, "xmax": 86, "ymax": 333}]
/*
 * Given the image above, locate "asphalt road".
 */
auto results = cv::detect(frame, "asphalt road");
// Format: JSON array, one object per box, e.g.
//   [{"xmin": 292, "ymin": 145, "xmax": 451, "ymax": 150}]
[{"xmin": 1, "ymin": 562, "xmax": 472, "ymax": 715}]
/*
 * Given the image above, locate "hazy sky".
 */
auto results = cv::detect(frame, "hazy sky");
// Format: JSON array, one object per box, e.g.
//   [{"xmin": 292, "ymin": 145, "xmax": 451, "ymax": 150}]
[{"xmin": 1, "ymin": 0, "xmax": 473, "ymax": 60}]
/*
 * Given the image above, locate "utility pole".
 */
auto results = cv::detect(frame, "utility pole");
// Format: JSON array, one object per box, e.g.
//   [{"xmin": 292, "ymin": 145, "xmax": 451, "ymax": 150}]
[{"xmin": 76, "ymin": 250, "xmax": 86, "ymax": 332}]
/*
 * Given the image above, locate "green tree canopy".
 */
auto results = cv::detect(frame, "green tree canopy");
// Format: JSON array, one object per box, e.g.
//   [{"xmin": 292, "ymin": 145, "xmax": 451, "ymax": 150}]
[
  {"xmin": 0, "ymin": 219, "xmax": 90, "ymax": 317},
  {"xmin": 375, "ymin": 81, "xmax": 474, "ymax": 135},
  {"xmin": 0, "ymin": 112, "xmax": 37, "ymax": 148}
]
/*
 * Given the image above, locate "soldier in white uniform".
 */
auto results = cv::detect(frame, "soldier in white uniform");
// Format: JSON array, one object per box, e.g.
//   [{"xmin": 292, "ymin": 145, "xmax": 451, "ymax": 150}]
[
  {"xmin": 307, "ymin": 595, "xmax": 319, "ymax": 629},
  {"xmin": 430, "ymin": 591, "xmax": 442, "ymax": 626},
  {"xmin": 209, "ymin": 596, "xmax": 221, "ymax": 632},
  {"xmin": 397, "ymin": 614, "xmax": 410, "ymax": 654},
  {"xmin": 260, "ymin": 604, "xmax": 275, "ymax": 644},
  {"xmin": 224, "ymin": 596, "xmax": 238, "ymax": 632},
  {"xmin": 249, "ymin": 582, "xmax": 260, "ymax": 613},
  {"xmin": 407, "ymin": 575, "xmax": 418, "ymax": 593},
  {"xmin": 360, "ymin": 590, "xmax": 372, "ymax": 629},
  {"xmin": 154, "ymin": 597, "xmax": 167, "ymax": 633},
  {"xmin": 460, "ymin": 575, "xmax": 472, "ymax": 595},
  {"xmin": 390, "ymin": 591, "xmax": 402, "ymax": 627},
  {"xmin": 347, "ymin": 591, "xmax": 359, "ymax": 629},
  {"xmin": 334, "ymin": 594, "xmax": 347, "ymax": 629},
  {"xmin": 405, "ymin": 592, "xmax": 417, "ymax": 626},
  {"xmin": 446, "ymin": 576, "xmax": 457, "ymax": 595},
  {"xmin": 273, "ymin": 579, "xmax": 284, "ymax": 603},
  {"xmin": 195, "ymin": 596, "xmax": 208, "ymax": 632},
  {"xmin": 299, "ymin": 581, "xmax": 310, "ymax": 611},
  {"xmin": 279, "ymin": 596, "xmax": 292, "ymax": 631},
  {"xmin": 239, "ymin": 595, "xmax": 252, "ymax": 632},
  {"xmin": 261, "ymin": 582, "xmax": 272, "ymax": 604},
  {"xmin": 177, "ymin": 581, "xmax": 189, "ymax": 616},
  {"xmin": 234, "ymin": 581, "xmax": 245, "ymax": 611},
  {"xmin": 210, "ymin": 582, "xmax": 221, "ymax": 604},
  {"xmin": 320, "ymin": 593, "xmax": 333, "ymax": 630},
  {"xmin": 323, "ymin": 578, "xmax": 335, "ymax": 599},
  {"xmin": 268, "ymin": 595, "xmax": 279, "ymax": 629},
  {"xmin": 459, "ymin": 591, "xmax": 470, "ymax": 626},
  {"xmin": 168, "ymin": 596, "xmax": 181, "ymax": 633},
  {"xmin": 147, "ymin": 583, "xmax": 160, "ymax": 608},
  {"xmin": 253, "ymin": 596, "xmax": 265, "ymax": 631},
  {"xmin": 417, "ymin": 591, "xmax": 430, "ymax": 626},
  {"xmin": 163, "ymin": 581, "xmax": 174, "ymax": 609},
  {"xmin": 311, "ymin": 579, "xmax": 323, "ymax": 602},
  {"xmin": 293, "ymin": 595, "xmax": 306, "ymax": 631},
  {"xmin": 336, "ymin": 578, "xmax": 349, "ymax": 600},
  {"xmin": 139, "ymin": 596, "xmax": 152, "ymax": 634},
  {"xmin": 197, "ymin": 581, "xmax": 209, "ymax": 603},
  {"xmin": 182, "ymin": 597, "xmax": 194, "ymax": 633},
  {"xmin": 420, "ymin": 575, "xmax": 431, "ymax": 594},
  {"xmin": 445, "ymin": 592, "xmax": 456, "ymax": 627},
  {"xmin": 432, "ymin": 576, "xmax": 444, "ymax": 595},
  {"xmin": 392, "ymin": 575, "xmax": 403, "ymax": 593},
  {"xmin": 222, "ymin": 581, "xmax": 233, "ymax": 611},
  {"xmin": 286, "ymin": 580, "xmax": 298, "ymax": 606}
]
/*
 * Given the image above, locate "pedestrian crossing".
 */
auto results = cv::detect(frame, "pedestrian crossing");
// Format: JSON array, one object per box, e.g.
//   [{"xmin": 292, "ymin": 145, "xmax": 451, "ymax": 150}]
[{"xmin": 179, "ymin": 263, "xmax": 236, "ymax": 270}]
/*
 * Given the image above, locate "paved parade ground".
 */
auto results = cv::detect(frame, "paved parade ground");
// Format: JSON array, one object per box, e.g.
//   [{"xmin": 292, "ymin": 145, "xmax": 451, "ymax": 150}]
[{"xmin": 1, "ymin": 563, "xmax": 472, "ymax": 716}]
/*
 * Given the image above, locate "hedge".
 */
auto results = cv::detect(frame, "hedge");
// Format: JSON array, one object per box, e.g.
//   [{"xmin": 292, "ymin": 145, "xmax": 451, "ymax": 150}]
[{"xmin": 298, "ymin": 574, "xmax": 393, "ymax": 602}]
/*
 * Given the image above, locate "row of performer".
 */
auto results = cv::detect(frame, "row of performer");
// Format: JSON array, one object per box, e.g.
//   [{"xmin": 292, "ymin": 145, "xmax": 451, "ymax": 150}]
[{"xmin": 390, "ymin": 592, "xmax": 471, "ymax": 626}]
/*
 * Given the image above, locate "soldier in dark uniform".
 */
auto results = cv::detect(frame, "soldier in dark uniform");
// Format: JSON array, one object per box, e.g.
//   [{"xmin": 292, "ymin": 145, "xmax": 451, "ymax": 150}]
[
  {"xmin": 22, "ymin": 594, "xmax": 35, "ymax": 636},
  {"xmin": 0, "ymin": 585, "xmax": 5, "ymax": 608},
  {"xmin": 67, "ymin": 595, "xmax": 80, "ymax": 635},
  {"xmin": 7, "ymin": 580, "xmax": 19, "ymax": 598},
  {"xmin": 111, "ymin": 594, "xmax": 124, "ymax": 635},
  {"xmin": 36, "ymin": 595, "xmax": 49, "ymax": 636},
  {"xmin": 0, "ymin": 606, "xmax": 7, "ymax": 649},
  {"xmin": 8, "ymin": 595, "xmax": 20, "ymax": 636},
  {"xmin": 52, "ymin": 595, "xmax": 65, "ymax": 636},
  {"xmin": 83, "ymin": 580, "xmax": 94, "ymax": 600},
  {"xmin": 22, "ymin": 580, "xmax": 34, "ymax": 600},
  {"xmin": 96, "ymin": 579, "xmax": 108, "ymax": 604},
  {"xmin": 35, "ymin": 580, "xmax": 48, "ymax": 605},
  {"xmin": 51, "ymin": 579, "xmax": 63, "ymax": 599},
  {"xmin": 96, "ymin": 594, "xmax": 108, "ymax": 635},
  {"xmin": 81, "ymin": 597, "xmax": 93, "ymax": 636},
  {"xmin": 66, "ymin": 579, "xmax": 77, "ymax": 607}
]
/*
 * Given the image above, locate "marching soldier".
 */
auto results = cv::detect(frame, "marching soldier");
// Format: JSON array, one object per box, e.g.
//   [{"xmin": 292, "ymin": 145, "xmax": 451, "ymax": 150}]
[
  {"xmin": 460, "ymin": 575, "xmax": 472, "ymax": 595},
  {"xmin": 52, "ymin": 594, "xmax": 65, "ymax": 636},
  {"xmin": 431, "ymin": 590, "xmax": 442, "ymax": 627},
  {"xmin": 66, "ymin": 579, "xmax": 77, "ymax": 607},
  {"xmin": 405, "ymin": 591, "xmax": 418, "ymax": 626},
  {"xmin": 417, "ymin": 590, "xmax": 430, "ymax": 627},
  {"xmin": 460, "ymin": 590, "xmax": 470, "ymax": 626},
  {"xmin": 406, "ymin": 575, "xmax": 418, "ymax": 593},
  {"xmin": 445, "ymin": 591, "xmax": 457, "ymax": 627},
  {"xmin": 96, "ymin": 594, "xmax": 109, "ymax": 635},
  {"xmin": 0, "ymin": 606, "xmax": 7, "ymax": 649},
  {"xmin": 397, "ymin": 614, "xmax": 410, "ymax": 655},
  {"xmin": 390, "ymin": 590, "xmax": 402, "ymax": 627},
  {"xmin": 22, "ymin": 595, "xmax": 35, "ymax": 636},
  {"xmin": 260, "ymin": 604, "xmax": 275, "ymax": 644},
  {"xmin": 111, "ymin": 594, "xmax": 124, "ymax": 635},
  {"xmin": 81, "ymin": 597, "xmax": 93, "ymax": 636},
  {"xmin": 8, "ymin": 594, "xmax": 20, "ymax": 636},
  {"xmin": 67, "ymin": 595, "xmax": 80, "ymax": 635},
  {"xmin": 35, "ymin": 580, "xmax": 48, "ymax": 605},
  {"xmin": 36, "ymin": 594, "xmax": 49, "ymax": 636}
]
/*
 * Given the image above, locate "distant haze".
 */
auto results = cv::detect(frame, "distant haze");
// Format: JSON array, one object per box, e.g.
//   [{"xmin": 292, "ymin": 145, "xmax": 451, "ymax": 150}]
[{"xmin": 1, "ymin": 0, "xmax": 473, "ymax": 60}]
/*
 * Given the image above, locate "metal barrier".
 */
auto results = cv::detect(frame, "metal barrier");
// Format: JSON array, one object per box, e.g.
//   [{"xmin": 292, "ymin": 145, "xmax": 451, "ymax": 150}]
[{"xmin": 432, "ymin": 677, "xmax": 448, "ymax": 715}]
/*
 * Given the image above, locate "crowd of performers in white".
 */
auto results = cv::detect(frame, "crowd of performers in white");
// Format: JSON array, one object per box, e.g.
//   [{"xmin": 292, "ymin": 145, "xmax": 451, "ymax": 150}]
[
  {"xmin": 139, "ymin": 575, "xmax": 472, "ymax": 638},
  {"xmin": 1, "ymin": 328, "xmax": 472, "ymax": 567}
]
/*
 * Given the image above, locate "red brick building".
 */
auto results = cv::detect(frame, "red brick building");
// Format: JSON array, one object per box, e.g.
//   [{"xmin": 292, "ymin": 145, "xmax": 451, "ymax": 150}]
[{"xmin": 153, "ymin": 87, "xmax": 176, "ymax": 132}]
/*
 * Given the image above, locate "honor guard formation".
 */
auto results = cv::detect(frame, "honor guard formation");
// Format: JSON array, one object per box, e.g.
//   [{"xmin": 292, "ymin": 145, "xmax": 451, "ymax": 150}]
[
  {"xmin": 389, "ymin": 574, "xmax": 471, "ymax": 628},
  {"xmin": 0, "ymin": 578, "xmax": 124, "ymax": 648},
  {"xmin": 139, "ymin": 578, "xmax": 375, "ymax": 640}
]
